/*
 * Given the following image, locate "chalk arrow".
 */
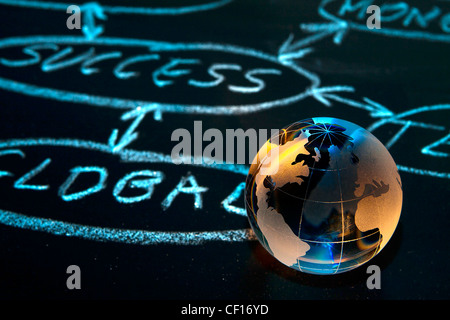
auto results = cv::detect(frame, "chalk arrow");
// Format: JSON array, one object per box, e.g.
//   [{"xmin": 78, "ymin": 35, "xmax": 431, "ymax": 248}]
[
  {"xmin": 278, "ymin": 21, "xmax": 348, "ymax": 62},
  {"xmin": 81, "ymin": 2, "xmax": 107, "ymax": 40},
  {"xmin": 318, "ymin": 93, "xmax": 394, "ymax": 118},
  {"xmin": 309, "ymin": 85, "xmax": 355, "ymax": 107},
  {"xmin": 278, "ymin": 33, "xmax": 315, "ymax": 61},
  {"xmin": 108, "ymin": 104, "xmax": 162, "ymax": 153},
  {"xmin": 108, "ymin": 111, "xmax": 145, "ymax": 153}
]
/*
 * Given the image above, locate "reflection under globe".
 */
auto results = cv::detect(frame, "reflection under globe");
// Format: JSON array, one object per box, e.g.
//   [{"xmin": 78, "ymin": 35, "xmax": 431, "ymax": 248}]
[{"xmin": 245, "ymin": 118, "xmax": 402, "ymax": 275}]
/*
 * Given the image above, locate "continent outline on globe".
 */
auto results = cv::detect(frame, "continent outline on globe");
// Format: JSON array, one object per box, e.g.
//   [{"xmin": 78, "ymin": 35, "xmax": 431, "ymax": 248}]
[{"xmin": 245, "ymin": 117, "xmax": 403, "ymax": 275}]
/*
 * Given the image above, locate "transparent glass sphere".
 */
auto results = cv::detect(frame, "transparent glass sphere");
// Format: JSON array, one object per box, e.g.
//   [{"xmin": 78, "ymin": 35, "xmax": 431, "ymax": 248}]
[{"xmin": 245, "ymin": 118, "xmax": 403, "ymax": 275}]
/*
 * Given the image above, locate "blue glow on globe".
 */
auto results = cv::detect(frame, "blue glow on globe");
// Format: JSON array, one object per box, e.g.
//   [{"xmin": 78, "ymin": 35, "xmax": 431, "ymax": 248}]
[{"xmin": 245, "ymin": 118, "xmax": 403, "ymax": 275}]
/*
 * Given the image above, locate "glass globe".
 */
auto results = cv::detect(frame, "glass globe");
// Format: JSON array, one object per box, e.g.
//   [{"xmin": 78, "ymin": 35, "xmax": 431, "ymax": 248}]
[{"xmin": 245, "ymin": 117, "xmax": 402, "ymax": 275}]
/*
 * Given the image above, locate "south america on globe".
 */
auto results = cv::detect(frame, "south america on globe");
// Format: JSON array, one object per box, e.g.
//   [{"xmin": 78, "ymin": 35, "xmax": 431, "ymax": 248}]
[{"xmin": 245, "ymin": 118, "xmax": 403, "ymax": 275}]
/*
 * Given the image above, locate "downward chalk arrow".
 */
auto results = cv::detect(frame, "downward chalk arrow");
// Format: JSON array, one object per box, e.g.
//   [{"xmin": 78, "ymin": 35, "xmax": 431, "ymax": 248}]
[{"xmin": 81, "ymin": 2, "xmax": 107, "ymax": 40}]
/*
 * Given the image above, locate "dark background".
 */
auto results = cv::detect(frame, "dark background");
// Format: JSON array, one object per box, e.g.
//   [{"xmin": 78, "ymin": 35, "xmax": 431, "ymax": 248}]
[{"xmin": 0, "ymin": 0, "xmax": 449, "ymax": 300}]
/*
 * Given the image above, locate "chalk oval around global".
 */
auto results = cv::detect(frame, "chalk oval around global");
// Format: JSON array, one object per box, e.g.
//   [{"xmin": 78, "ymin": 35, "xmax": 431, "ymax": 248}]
[{"xmin": 0, "ymin": 138, "xmax": 255, "ymax": 245}]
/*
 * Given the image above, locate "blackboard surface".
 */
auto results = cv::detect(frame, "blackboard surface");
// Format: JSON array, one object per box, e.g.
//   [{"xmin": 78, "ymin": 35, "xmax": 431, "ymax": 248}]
[{"xmin": 0, "ymin": 0, "xmax": 449, "ymax": 302}]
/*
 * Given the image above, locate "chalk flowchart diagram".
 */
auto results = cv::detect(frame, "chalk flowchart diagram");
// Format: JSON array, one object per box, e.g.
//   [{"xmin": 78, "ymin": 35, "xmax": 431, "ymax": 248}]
[{"xmin": 0, "ymin": 0, "xmax": 448, "ymax": 245}]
